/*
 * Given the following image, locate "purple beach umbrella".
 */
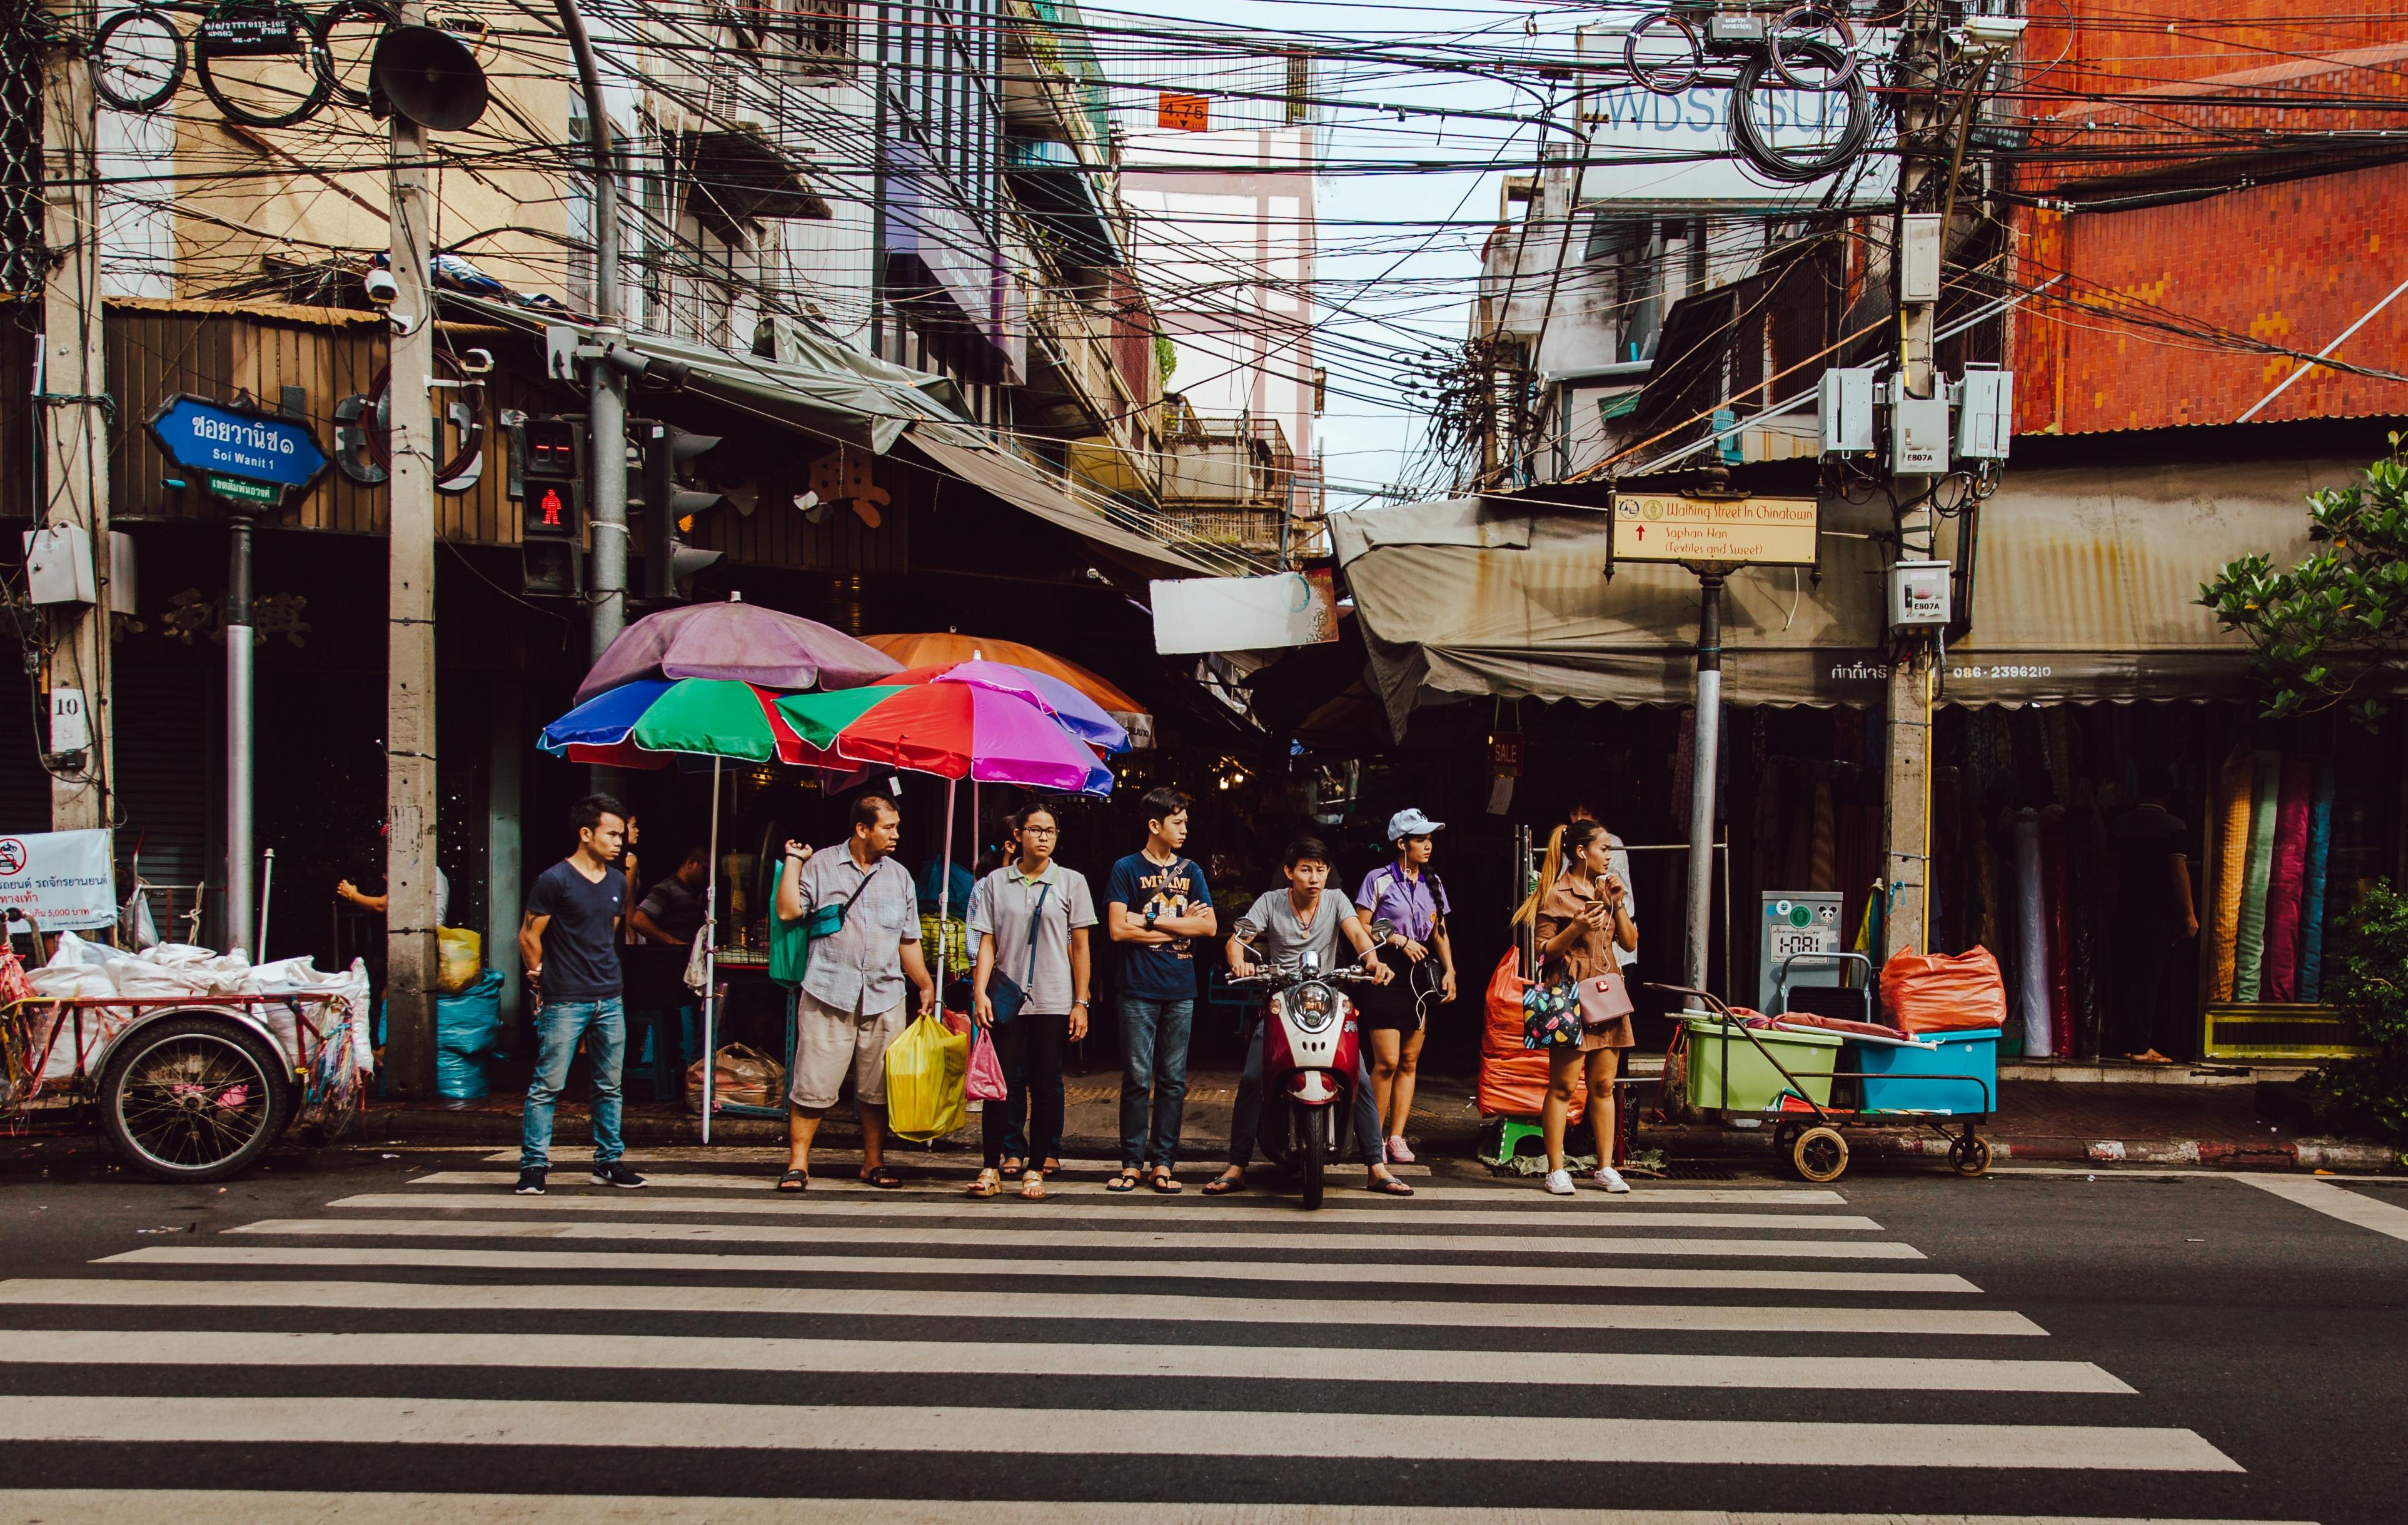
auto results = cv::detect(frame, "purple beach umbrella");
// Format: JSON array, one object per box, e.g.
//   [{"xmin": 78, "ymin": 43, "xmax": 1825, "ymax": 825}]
[{"xmin": 575, "ymin": 595, "xmax": 902, "ymax": 702}]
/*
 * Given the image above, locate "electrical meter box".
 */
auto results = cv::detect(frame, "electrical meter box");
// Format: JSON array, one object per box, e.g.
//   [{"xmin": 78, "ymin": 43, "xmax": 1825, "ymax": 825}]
[
  {"xmin": 1899, "ymin": 213, "xmax": 1944, "ymax": 304},
  {"xmin": 1818, "ymin": 367, "xmax": 1877, "ymax": 455},
  {"xmin": 1888, "ymin": 559, "xmax": 1952, "ymax": 628},
  {"xmin": 1760, "ymin": 893, "xmax": 1846, "ymax": 1013},
  {"xmin": 1955, "ymin": 365, "xmax": 2014, "ymax": 459},
  {"xmin": 23, "ymin": 524, "xmax": 95, "ymax": 606},
  {"xmin": 1890, "ymin": 376, "xmax": 1952, "ymax": 475}
]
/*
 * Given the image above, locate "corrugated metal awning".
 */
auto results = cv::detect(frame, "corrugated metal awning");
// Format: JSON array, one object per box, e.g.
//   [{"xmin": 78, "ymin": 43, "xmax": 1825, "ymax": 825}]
[{"xmin": 1335, "ymin": 458, "xmax": 2349, "ymax": 735}]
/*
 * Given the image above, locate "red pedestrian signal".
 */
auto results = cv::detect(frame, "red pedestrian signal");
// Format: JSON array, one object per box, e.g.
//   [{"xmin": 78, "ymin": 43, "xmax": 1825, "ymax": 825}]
[{"xmin": 537, "ymin": 487, "xmax": 564, "ymax": 528}]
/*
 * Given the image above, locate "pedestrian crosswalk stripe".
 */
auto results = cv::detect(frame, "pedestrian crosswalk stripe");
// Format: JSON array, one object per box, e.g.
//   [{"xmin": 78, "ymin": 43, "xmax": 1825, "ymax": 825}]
[
  {"xmin": 480, "ymin": 1149, "xmax": 1454, "ymax": 1177},
  {"xmin": 106, "ymin": 1242, "xmax": 1985, "ymax": 1294},
  {"xmin": 0, "ymin": 1396, "xmax": 2239, "ymax": 1470},
  {"xmin": 0, "ymin": 1279, "xmax": 2047, "ymax": 1335},
  {"xmin": 0, "ymin": 1327, "xmax": 2134, "ymax": 1392},
  {"xmin": 211, "ymin": 1224, "xmax": 1993, "ymax": 1281},
  {"xmin": 413, "ymin": 1171, "xmax": 1829, "ymax": 1209},
  {"xmin": 0, "ymin": 1495, "xmax": 2315, "ymax": 1525},
  {"xmin": 328, "ymin": 1193, "xmax": 1910, "ymax": 1246}
]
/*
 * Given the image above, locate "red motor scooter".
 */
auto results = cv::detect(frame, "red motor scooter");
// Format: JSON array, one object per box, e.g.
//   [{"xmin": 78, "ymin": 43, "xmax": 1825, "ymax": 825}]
[{"xmin": 1228, "ymin": 942, "xmax": 1381, "ymax": 1209}]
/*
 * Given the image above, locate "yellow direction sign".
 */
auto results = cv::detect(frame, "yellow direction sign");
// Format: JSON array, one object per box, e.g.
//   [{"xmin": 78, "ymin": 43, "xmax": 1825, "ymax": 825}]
[{"xmin": 1612, "ymin": 493, "xmax": 1820, "ymax": 566}]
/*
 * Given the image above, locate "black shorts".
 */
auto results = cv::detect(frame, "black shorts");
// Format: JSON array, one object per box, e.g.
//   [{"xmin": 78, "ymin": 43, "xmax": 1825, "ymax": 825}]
[{"xmin": 1355, "ymin": 965, "xmax": 1440, "ymax": 1033}]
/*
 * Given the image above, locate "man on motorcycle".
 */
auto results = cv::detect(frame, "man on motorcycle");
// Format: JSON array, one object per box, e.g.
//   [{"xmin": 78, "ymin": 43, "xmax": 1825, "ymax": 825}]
[{"xmin": 1204, "ymin": 837, "xmax": 1415, "ymax": 1198}]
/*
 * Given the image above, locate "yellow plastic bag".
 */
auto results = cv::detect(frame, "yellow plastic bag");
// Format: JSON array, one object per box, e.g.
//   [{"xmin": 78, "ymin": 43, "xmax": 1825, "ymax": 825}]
[
  {"xmin": 882, "ymin": 1010, "xmax": 967, "ymax": 1142},
  {"xmin": 436, "ymin": 928, "xmax": 482, "ymax": 993}
]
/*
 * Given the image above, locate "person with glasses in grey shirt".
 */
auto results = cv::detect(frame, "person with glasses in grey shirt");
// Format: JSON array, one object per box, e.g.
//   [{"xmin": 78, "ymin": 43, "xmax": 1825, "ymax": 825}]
[{"xmin": 967, "ymin": 803, "xmax": 1097, "ymax": 1200}]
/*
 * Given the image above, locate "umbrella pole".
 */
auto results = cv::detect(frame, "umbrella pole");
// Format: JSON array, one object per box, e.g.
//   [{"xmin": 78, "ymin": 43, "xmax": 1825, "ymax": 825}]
[
  {"xmin": 700, "ymin": 756, "xmax": 722, "ymax": 1144},
  {"xmin": 939, "ymin": 778, "xmax": 956, "ymax": 977}
]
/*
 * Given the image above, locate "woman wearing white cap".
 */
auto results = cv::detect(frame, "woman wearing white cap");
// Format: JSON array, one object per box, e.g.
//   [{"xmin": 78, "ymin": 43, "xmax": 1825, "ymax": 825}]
[{"xmin": 1354, "ymin": 808, "xmax": 1455, "ymax": 1162}]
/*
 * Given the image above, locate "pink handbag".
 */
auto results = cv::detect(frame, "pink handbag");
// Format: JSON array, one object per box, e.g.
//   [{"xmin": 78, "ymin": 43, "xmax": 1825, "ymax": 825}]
[
  {"xmin": 1576, "ymin": 966, "xmax": 1635, "ymax": 1027},
  {"xmin": 965, "ymin": 1025, "xmax": 1009, "ymax": 1102}
]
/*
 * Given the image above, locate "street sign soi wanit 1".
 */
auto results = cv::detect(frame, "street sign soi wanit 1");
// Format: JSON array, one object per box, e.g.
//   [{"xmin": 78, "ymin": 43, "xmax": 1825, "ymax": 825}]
[
  {"xmin": 146, "ymin": 394, "xmax": 331, "ymax": 510},
  {"xmin": 1612, "ymin": 492, "xmax": 1819, "ymax": 568}
]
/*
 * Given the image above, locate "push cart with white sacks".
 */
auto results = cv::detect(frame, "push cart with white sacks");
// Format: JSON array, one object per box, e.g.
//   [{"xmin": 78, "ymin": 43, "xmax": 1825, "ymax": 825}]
[
  {"xmin": 0, "ymin": 915, "xmax": 374, "ymax": 1182},
  {"xmin": 1651, "ymin": 956, "xmax": 1997, "ymax": 1184}
]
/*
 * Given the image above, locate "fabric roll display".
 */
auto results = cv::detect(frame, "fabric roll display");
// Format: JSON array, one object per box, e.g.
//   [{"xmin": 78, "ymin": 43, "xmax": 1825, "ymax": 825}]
[
  {"xmin": 2232, "ymin": 751, "xmax": 2283, "ymax": 1002},
  {"xmin": 2299, "ymin": 762, "xmax": 2337, "ymax": 1004},
  {"xmin": 2209, "ymin": 753, "xmax": 2253, "ymax": 1002},
  {"xmin": 2012, "ymin": 808, "xmax": 2053, "ymax": 1058},
  {"xmin": 2040, "ymin": 807, "xmax": 2072, "ymax": 1059},
  {"xmin": 2262, "ymin": 757, "xmax": 2314, "ymax": 1002}
]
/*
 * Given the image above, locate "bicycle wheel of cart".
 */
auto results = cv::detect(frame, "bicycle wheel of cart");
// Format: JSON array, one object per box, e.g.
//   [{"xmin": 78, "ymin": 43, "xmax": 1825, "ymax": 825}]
[
  {"xmin": 100, "ymin": 1014, "xmax": 291, "ymax": 1182},
  {"xmin": 1948, "ymin": 1134, "xmax": 1993, "ymax": 1178},
  {"xmin": 1790, "ymin": 1124, "xmax": 1849, "ymax": 1184}
]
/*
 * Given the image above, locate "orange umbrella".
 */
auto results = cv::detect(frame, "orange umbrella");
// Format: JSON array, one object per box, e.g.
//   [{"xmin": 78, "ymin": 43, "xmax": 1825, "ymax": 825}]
[{"xmin": 862, "ymin": 632, "xmax": 1152, "ymax": 746}]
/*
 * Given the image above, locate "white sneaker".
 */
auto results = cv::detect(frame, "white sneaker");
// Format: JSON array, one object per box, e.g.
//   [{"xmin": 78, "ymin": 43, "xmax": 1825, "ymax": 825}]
[
  {"xmin": 1544, "ymin": 1169, "xmax": 1575, "ymax": 1196},
  {"xmin": 1590, "ymin": 1166, "xmax": 1631, "ymax": 1194}
]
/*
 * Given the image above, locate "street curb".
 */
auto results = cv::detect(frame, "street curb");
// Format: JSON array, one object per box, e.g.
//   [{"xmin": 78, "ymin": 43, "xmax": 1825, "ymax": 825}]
[{"xmin": 356, "ymin": 1107, "xmax": 2404, "ymax": 1174}]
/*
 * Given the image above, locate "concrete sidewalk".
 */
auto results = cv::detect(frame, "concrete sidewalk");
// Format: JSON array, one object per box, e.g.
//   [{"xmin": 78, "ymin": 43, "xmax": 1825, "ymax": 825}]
[{"xmin": 359, "ymin": 1060, "xmax": 2404, "ymax": 1173}]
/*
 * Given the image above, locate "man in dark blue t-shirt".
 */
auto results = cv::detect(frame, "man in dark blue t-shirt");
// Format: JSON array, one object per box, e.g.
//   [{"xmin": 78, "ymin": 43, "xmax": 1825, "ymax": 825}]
[
  {"xmin": 1104, "ymin": 787, "xmax": 1216, "ymax": 1190},
  {"xmin": 513, "ymin": 793, "xmax": 647, "ymax": 1195}
]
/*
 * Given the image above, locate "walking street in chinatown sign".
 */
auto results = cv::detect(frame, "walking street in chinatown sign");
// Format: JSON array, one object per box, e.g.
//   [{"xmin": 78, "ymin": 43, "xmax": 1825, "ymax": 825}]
[
  {"xmin": 146, "ymin": 394, "xmax": 331, "ymax": 509},
  {"xmin": 1612, "ymin": 491, "xmax": 1820, "ymax": 567}
]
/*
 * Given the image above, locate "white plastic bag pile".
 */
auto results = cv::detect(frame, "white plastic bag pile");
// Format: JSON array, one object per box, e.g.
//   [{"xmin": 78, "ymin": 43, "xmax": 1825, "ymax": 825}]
[{"xmin": 24, "ymin": 933, "xmax": 373, "ymax": 1084}]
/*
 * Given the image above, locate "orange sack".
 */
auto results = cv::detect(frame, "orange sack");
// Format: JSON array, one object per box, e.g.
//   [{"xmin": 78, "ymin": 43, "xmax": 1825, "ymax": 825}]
[
  {"xmin": 1477, "ymin": 948, "xmax": 1584, "ymax": 1120},
  {"xmin": 1879, "ymin": 947, "xmax": 2010, "ymax": 1034}
]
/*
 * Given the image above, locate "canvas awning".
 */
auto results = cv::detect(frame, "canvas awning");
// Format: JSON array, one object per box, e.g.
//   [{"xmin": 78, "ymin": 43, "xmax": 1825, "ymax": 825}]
[
  {"xmin": 903, "ymin": 423, "xmax": 1222, "ymax": 576},
  {"xmin": 1335, "ymin": 458, "xmax": 2352, "ymax": 735}
]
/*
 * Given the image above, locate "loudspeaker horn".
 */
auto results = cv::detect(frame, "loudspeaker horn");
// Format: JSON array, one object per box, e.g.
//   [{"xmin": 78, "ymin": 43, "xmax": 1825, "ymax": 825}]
[{"xmin": 370, "ymin": 24, "xmax": 490, "ymax": 131}]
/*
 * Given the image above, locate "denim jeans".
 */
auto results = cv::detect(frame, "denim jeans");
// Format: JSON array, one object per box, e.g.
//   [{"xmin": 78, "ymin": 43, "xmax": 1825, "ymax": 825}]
[
  {"xmin": 1117, "ymin": 996, "xmax": 1194, "ymax": 1169},
  {"xmin": 520, "ymin": 995, "xmax": 625, "ymax": 1170},
  {"xmin": 1227, "ymin": 1017, "xmax": 1385, "ymax": 1169}
]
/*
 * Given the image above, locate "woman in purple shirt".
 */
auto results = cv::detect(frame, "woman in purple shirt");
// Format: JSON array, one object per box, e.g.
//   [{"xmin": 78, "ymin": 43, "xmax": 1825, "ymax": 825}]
[{"xmin": 1353, "ymin": 808, "xmax": 1456, "ymax": 1162}]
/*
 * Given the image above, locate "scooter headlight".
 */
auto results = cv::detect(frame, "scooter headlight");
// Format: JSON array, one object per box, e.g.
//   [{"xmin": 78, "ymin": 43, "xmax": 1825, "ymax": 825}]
[{"xmin": 1286, "ymin": 980, "xmax": 1339, "ymax": 1034}]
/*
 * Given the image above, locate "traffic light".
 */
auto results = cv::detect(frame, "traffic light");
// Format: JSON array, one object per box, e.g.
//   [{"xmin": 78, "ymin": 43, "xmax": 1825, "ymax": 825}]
[
  {"xmin": 633, "ymin": 420, "xmax": 724, "ymax": 600},
  {"xmin": 515, "ymin": 415, "xmax": 584, "ymax": 597}
]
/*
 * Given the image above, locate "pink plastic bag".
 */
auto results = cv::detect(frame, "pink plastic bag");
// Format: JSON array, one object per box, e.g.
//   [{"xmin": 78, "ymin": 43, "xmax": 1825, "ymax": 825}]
[{"xmin": 965, "ymin": 1025, "xmax": 1008, "ymax": 1102}]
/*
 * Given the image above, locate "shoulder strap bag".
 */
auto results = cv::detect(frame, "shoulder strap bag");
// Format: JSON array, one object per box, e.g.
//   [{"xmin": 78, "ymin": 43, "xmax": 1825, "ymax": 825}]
[
  {"xmin": 981, "ymin": 878, "xmax": 1052, "ymax": 1027},
  {"xmin": 767, "ymin": 858, "xmax": 875, "ymax": 991}
]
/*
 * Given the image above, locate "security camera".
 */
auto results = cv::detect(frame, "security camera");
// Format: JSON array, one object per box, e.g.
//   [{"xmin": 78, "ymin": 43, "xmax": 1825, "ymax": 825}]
[
  {"xmin": 363, "ymin": 268, "xmax": 399, "ymax": 306},
  {"xmin": 458, "ymin": 347, "xmax": 494, "ymax": 376}
]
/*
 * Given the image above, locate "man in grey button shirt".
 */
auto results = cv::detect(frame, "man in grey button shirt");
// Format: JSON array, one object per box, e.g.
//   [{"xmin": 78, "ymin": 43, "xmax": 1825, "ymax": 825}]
[{"xmin": 773, "ymin": 793, "xmax": 937, "ymax": 1191}]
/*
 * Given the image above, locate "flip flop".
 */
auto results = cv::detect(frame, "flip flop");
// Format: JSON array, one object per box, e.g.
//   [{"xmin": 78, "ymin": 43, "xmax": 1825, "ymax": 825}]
[
  {"xmin": 858, "ymin": 1165, "xmax": 904, "ymax": 1189},
  {"xmin": 775, "ymin": 1169, "xmax": 809, "ymax": 1193},
  {"xmin": 1148, "ymin": 1169, "xmax": 1183, "ymax": 1194},
  {"xmin": 1368, "ymin": 1175, "xmax": 1416, "ymax": 1197},
  {"xmin": 1201, "ymin": 1172, "xmax": 1244, "ymax": 1196},
  {"xmin": 1107, "ymin": 1169, "xmax": 1141, "ymax": 1193}
]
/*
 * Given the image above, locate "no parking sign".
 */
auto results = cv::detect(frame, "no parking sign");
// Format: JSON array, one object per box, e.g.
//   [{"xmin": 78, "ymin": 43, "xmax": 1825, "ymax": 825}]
[{"xmin": 0, "ymin": 829, "xmax": 118, "ymax": 931}]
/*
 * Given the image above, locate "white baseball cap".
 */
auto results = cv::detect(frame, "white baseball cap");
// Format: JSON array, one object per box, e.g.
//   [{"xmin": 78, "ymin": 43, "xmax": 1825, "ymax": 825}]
[{"xmin": 1388, "ymin": 808, "xmax": 1445, "ymax": 842}]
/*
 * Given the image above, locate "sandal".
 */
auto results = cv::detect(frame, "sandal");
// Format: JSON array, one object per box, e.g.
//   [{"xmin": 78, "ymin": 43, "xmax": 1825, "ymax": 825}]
[
  {"xmin": 1201, "ymin": 1170, "xmax": 1244, "ymax": 1196},
  {"xmin": 1106, "ymin": 1169, "xmax": 1141, "ymax": 1193},
  {"xmin": 999, "ymin": 1157, "xmax": 1024, "ymax": 1178},
  {"xmin": 1368, "ymin": 1174, "xmax": 1416, "ymax": 1197},
  {"xmin": 859, "ymin": 1164, "xmax": 905, "ymax": 1189},
  {"xmin": 1019, "ymin": 1170, "xmax": 1047, "ymax": 1201},
  {"xmin": 966, "ymin": 1169, "xmax": 1001, "ymax": 1198},
  {"xmin": 1148, "ymin": 1169, "xmax": 1183, "ymax": 1194},
  {"xmin": 1041, "ymin": 1157, "xmax": 1061, "ymax": 1175},
  {"xmin": 775, "ymin": 1169, "xmax": 809, "ymax": 1194}
]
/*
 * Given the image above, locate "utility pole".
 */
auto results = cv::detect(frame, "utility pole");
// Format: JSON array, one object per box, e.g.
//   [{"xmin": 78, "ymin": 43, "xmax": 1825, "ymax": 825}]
[
  {"xmin": 557, "ymin": 0, "xmax": 627, "ymax": 669},
  {"xmin": 1882, "ymin": 3, "xmax": 1944, "ymax": 963},
  {"xmin": 37, "ymin": 1, "xmax": 113, "ymax": 839},
  {"xmin": 1684, "ymin": 571, "xmax": 1723, "ymax": 993},
  {"xmin": 384, "ymin": 0, "xmax": 440, "ymax": 1099}
]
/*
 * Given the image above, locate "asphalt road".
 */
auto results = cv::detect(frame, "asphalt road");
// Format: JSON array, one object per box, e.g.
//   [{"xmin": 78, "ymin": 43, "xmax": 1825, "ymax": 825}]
[{"xmin": 0, "ymin": 1136, "xmax": 2400, "ymax": 1524}]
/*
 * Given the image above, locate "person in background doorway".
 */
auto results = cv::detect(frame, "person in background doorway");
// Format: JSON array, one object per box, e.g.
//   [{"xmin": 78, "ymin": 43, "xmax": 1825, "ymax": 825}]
[
  {"xmin": 1518, "ymin": 818, "xmax": 1638, "ymax": 1197},
  {"xmin": 2108, "ymin": 768, "xmax": 2199, "ymax": 1064},
  {"xmin": 630, "ymin": 845, "xmax": 711, "ymax": 1066},
  {"xmin": 514, "ymin": 793, "xmax": 645, "ymax": 1195},
  {"xmin": 337, "ymin": 822, "xmax": 450, "ymax": 923},
  {"xmin": 1106, "ymin": 787, "xmax": 1216, "ymax": 1193},
  {"xmin": 1207, "ymin": 837, "xmax": 1412, "ymax": 1199},
  {"xmin": 1354, "ymin": 808, "xmax": 1456, "ymax": 1163},
  {"xmin": 966, "ymin": 803, "xmax": 1097, "ymax": 1200},
  {"xmin": 773, "ymin": 793, "xmax": 937, "ymax": 1193}
]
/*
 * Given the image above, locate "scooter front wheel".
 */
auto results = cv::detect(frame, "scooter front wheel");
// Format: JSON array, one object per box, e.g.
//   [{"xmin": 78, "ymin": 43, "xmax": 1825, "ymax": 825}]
[{"xmin": 1297, "ymin": 1107, "xmax": 1327, "ymax": 1209}]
